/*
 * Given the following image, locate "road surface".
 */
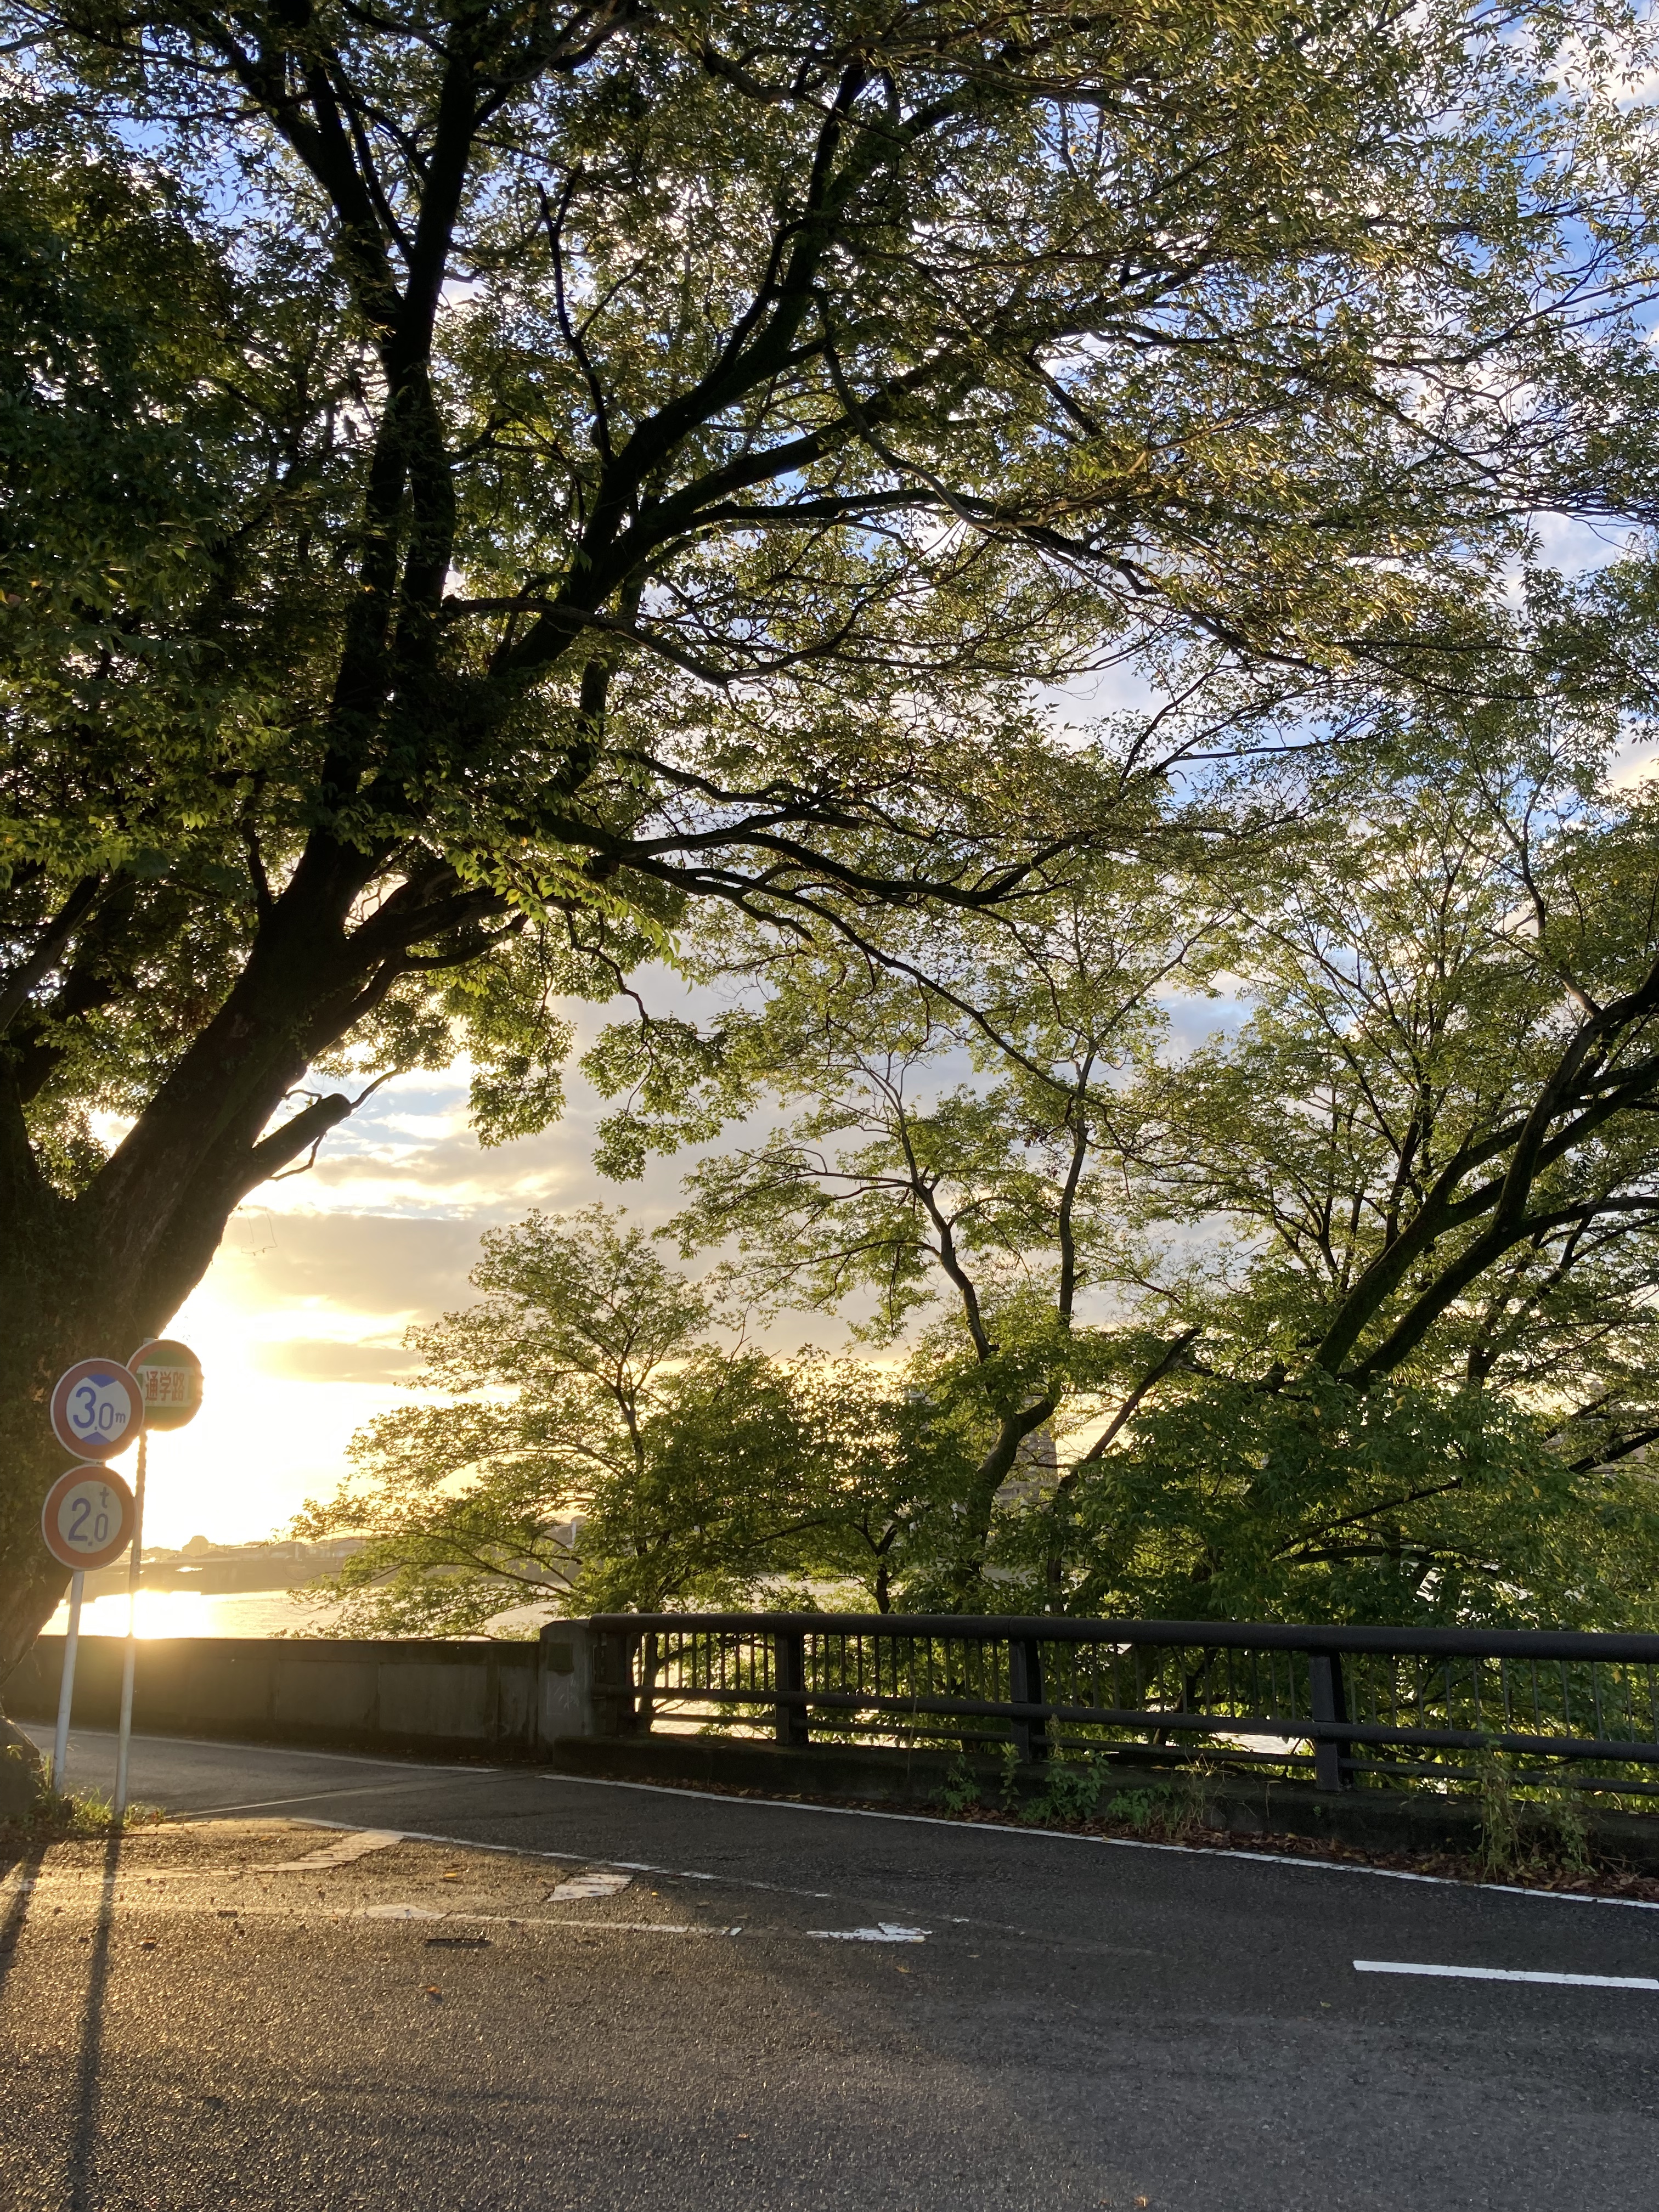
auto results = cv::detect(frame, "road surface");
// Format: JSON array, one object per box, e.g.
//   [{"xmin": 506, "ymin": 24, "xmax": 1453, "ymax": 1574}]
[{"xmin": 3, "ymin": 1723, "xmax": 1657, "ymax": 2209}]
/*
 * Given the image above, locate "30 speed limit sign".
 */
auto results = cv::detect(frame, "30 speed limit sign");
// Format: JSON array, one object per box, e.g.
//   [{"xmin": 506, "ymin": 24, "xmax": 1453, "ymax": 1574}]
[
  {"xmin": 49, "ymin": 1358, "xmax": 143, "ymax": 1459},
  {"xmin": 41, "ymin": 1465, "xmax": 137, "ymax": 1571}
]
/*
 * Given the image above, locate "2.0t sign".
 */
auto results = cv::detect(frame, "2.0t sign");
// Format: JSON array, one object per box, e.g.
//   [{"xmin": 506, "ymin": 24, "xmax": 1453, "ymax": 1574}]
[{"xmin": 41, "ymin": 1465, "xmax": 138, "ymax": 1572}]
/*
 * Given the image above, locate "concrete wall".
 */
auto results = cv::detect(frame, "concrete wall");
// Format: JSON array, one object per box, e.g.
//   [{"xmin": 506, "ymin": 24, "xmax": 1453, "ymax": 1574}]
[{"xmin": 5, "ymin": 1621, "xmax": 607, "ymax": 1759}]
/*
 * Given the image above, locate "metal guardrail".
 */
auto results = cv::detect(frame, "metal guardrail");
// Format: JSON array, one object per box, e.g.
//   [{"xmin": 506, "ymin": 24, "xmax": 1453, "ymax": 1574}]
[{"xmin": 586, "ymin": 1613, "xmax": 1659, "ymax": 1794}]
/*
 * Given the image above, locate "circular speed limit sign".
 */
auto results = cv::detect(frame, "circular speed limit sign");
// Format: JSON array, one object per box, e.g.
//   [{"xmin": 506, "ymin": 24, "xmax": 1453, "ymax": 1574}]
[
  {"xmin": 49, "ymin": 1359, "xmax": 143, "ymax": 1459},
  {"xmin": 41, "ymin": 1465, "xmax": 137, "ymax": 1571}
]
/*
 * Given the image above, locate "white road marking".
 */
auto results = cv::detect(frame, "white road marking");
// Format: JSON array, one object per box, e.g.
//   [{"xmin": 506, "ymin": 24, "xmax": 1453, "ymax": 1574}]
[
  {"xmin": 290, "ymin": 1824, "xmax": 833, "ymax": 1901},
  {"xmin": 1355, "ymin": 1959, "xmax": 1659, "ymax": 1990},
  {"xmin": 183, "ymin": 1779, "xmax": 481, "ymax": 1818},
  {"xmin": 262, "ymin": 1830, "xmax": 404, "ymax": 1871},
  {"xmin": 808, "ymin": 1923, "xmax": 929, "ymax": 1943},
  {"xmin": 348, "ymin": 1912, "xmax": 742, "ymax": 1938},
  {"xmin": 545, "ymin": 1871, "xmax": 633, "ymax": 1901},
  {"xmin": 24, "ymin": 1722, "xmax": 1655, "ymax": 1920}
]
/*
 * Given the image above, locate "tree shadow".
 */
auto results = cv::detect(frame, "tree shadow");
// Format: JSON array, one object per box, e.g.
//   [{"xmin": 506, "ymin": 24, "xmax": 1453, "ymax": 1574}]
[
  {"xmin": 0, "ymin": 1831, "xmax": 49, "ymax": 2008},
  {"xmin": 66, "ymin": 1827, "xmax": 124, "ymax": 2212}
]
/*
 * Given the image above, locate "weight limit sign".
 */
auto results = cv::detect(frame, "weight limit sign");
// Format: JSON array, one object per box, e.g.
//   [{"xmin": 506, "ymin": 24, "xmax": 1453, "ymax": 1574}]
[{"xmin": 42, "ymin": 1465, "xmax": 137, "ymax": 1572}]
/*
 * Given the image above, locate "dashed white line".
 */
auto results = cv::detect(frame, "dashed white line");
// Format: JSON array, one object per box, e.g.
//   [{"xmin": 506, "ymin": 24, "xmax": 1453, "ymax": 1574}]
[{"xmin": 262, "ymin": 1830, "xmax": 404, "ymax": 1871}]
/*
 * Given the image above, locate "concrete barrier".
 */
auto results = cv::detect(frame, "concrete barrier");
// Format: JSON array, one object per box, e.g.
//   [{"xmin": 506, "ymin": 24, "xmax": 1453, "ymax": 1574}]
[{"xmin": 4, "ymin": 1621, "xmax": 607, "ymax": 1759}]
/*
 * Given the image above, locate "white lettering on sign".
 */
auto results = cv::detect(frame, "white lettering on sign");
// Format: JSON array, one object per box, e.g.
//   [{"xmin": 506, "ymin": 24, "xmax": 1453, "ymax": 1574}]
[{"xmin": 126, "ymin": 1340, "xmax": 202, "ymax": 1431}]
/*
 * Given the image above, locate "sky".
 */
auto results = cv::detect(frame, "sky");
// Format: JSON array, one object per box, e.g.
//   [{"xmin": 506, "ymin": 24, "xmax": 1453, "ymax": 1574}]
[
  {"xmin": 129, "ymin": 980, "xmax": 1255, "ymax": 1552},
  {"xmin": 122, "ymin": 1039, "xmax": 703, "ymax": 1550}
]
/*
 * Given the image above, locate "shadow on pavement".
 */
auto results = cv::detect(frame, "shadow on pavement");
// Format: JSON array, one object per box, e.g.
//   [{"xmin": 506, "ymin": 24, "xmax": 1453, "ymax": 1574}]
[
  {"xmin": 0, "ymin": 1833, "xmax": 47, "ymax": 2010},
  {"xmin": 66, "ymin": 1828, "xmax": 123, "ymax": 2212}
]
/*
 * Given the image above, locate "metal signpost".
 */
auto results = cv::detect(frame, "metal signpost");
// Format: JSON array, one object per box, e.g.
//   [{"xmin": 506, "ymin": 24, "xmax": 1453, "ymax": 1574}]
[
  {"xmin": 111, "ymin": 1341, "xmax": 204, "ymax": 1819},
  {"xmin": 45, "ymin": 1358, "xmax": 144, "ymax": 1800},
  {"xmin": 40, "ymin": 1463, "xmax": 137, "ymax": 1791},
  {"xmin": 41, "ymin": 1345, "xmax": 202, "ymax": 1819}
]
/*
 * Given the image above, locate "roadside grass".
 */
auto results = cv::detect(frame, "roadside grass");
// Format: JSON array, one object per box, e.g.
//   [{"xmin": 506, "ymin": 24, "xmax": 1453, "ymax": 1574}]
[{"xmin": 1, "ymin": 1783, "xmax": 166, "ymax": 1854}]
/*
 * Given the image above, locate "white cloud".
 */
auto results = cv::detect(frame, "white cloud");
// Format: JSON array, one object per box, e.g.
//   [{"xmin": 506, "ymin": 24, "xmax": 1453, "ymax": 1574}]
[{"xmin": 143, "ymin": 1026, "xmax": 759, "ymax": 1545}]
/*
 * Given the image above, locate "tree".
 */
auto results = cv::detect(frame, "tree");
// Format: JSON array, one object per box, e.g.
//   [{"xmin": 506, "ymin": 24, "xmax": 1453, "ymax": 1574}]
[
  {"xmin": 296, "ymin": 1205, "xmax": 882, "ymax": 1626},
  {"xmin": 620, "ymin": 707, "xmax": 1659, "ymax": 1621},
  {"xmin": 613, "ymin": 843, "xmax": 1240, "ymax": 1597},
  {"xmin": 1142, "ymin": 738, "xmax": 1659, "ymax": 1428},
  {"xmin": 2, "ymin": 0, "xmax": 1658, "ymax": 1668},
  {"xmin": 1020, "ymin": 1367, "xmax": 1659, "ymax": 1628}
]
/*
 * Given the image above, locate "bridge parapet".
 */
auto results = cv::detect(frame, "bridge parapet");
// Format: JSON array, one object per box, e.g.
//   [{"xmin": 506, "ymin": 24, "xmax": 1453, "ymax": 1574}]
[
  {"xmin": 589, "ymin": 1610, "xmax": 1659, "ymax": 1799},
  {"xmin": 11, "ymin": 1611, "xmax": 1659, "ymax": 1799}
]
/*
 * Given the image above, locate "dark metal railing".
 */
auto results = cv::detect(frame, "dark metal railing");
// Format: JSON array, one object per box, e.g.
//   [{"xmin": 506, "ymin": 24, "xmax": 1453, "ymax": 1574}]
[{"xmin": 586, "ymin": 1612, "xmax": 1659, "ymax": 1795}]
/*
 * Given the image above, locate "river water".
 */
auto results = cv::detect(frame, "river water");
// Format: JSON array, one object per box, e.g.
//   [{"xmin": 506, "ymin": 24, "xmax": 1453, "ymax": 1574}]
[
  {"xmin": 43, "ymin": 1588, "xmax": 554, "ymax": 1639},
  {"xmin": 44, "ymin": 1588, "xmax": 334, "ymax": 1638}
]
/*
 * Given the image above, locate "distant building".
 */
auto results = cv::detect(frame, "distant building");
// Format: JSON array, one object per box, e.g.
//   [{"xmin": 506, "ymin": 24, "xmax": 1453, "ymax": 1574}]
[{"xmin": 996, "ymin": 1425, "xmax": 1058, "ymax": 1506}]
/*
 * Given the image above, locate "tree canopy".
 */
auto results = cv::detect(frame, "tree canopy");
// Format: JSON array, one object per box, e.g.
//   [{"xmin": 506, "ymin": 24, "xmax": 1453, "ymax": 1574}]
[
  {"xmin": 309, "ymin": 709, "xmax": 1659, "ymax": 1635},
  {"xmin": 296, "ymin": 1205, "xmax": 964, "ymax": 1624},
  {"xmin": 574, "ymin": 693, "xmax": 1659, "ymax": 1626},
  {"xmin": 5, "ymin": 0, "xmax": 1659, "ymax": 1666}
]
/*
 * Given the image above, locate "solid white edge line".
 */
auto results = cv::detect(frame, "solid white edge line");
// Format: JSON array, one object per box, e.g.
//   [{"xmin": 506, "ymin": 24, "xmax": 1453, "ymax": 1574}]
[
  {"xmin": 15, "ymin": 1719, "xmax": 497, "ymax": 1776},
  {"xmin": 531, "ymin": 1771, "xmax": 1659, "ymax": 1912},
  {"xmin": 1354, "ymin": 1959, "xmax": 1659, "ymax": 1989}
]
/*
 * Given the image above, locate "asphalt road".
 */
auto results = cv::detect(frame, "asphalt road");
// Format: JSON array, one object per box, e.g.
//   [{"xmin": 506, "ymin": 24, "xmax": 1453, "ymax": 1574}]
[{"xmin": 3, "ymin": 1723, "xmax": 1658, "ymax": 2210}]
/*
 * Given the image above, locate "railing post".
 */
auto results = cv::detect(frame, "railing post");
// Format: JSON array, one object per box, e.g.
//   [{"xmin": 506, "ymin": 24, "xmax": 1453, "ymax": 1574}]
[
  {"xmin": 592, "ymin": 1626, "xmax": 640, "ymax": 1737},
  {"xmin": 1308, "ymin": 1651, "xmax": 1350, "ymax": 1791},
  {"xmin": 774, "ymin": 1628, "xmax": 810, "ymax": 1747},
  {"xmin": 1008, "ymin": 1635, "xmax": 1049, "ymax": 1763}
]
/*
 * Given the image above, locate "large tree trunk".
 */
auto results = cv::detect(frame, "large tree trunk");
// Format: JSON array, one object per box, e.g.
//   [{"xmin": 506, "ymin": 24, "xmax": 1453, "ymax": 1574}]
[
  {"xmin": 0, "ymin": 1178, "xmax": 129, "ymax": 1679},
  {"xmin": 0, "ymin": 1121, "xmax": 304, "ymax": 1683},
  {"xmin": 946, "ymin": 1403, "xmax": 1054, "ymax": 1606},
  {"xmin": 0, "ymin": 847, "xmax": 425, "ymax": 1682},
  {"xmin": 0, "ymin": 1299, "xmax": 152, "ymax": 1683}
]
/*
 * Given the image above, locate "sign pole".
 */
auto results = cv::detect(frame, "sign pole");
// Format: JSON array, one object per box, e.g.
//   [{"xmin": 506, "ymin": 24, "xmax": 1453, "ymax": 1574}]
[
  {"xmin": 51, "ymin": 1568, "xmax": 85, "ymax": 1794},
  {"xmin": 112, "ymin": 1426, "xmax": 146, "ymax": 1824}
]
